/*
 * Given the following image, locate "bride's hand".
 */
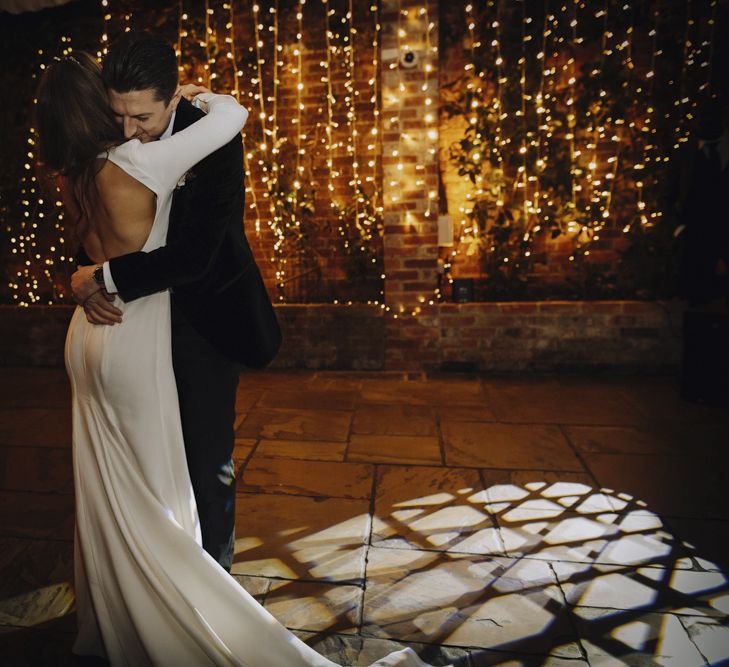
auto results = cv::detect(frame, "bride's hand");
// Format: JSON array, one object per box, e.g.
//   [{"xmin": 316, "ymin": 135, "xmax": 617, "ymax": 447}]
[{"xmin": 178, "ymin": 84, "xmax": 212, "ymax": 101}]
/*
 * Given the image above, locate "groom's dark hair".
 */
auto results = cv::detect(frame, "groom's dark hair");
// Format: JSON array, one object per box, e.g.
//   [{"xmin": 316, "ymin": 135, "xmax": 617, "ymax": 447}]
[{"xmin": 102, "ymin": 31, "xmax": 177, "ymax": 104}]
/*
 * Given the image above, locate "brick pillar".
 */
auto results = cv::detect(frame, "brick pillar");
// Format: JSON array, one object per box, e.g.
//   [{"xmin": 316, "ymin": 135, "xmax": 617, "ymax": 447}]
[{"xmin": 380, "ymin": 0, "xmax": 441, "ymax": 371}]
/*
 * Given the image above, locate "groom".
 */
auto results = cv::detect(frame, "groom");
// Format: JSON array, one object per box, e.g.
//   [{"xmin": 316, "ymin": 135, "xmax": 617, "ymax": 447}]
[{"xmin": 71, "ymin": 31, "xmax": 281, "ymax": 571}]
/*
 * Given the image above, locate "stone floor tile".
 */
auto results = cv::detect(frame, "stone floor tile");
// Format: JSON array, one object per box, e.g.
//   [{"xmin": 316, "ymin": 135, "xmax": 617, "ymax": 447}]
[
  {"xmin": 553, "ymin": 560, "xmax": 729, "ymax": 618},
  {"xmin": 563, "ymin": 423, "xmax": 727, "ymax": 457},
  {"xmin": 363, "ymin": 548, "xmax": 579, "ymax": 657},
  {"xmin": 2, "ymin": 368, "xmax": 728, "ymax": 665},
  {"xmin": 0, "ymin": 539, "xmax": 32, "ymax": 594},
  {"xmin": 562, "ymin": 425, "xmax": 670, "ymax": 456},
  {"xmin": 359, "ymin": 380, "xmax": 434, "ymax": 406},
  {"xmin": 0, "ymin": 446, "xmax": 73, "ymax": 494},
  {"xmin": 258, "ymin": 388, "xmax": 359, "ymax": 411},
  {"xmin": 306, "ymin": 373, "xmax": 366, "ymax": 391},
  {"xmin": 355, "ymin": 637, "xmax": 470, "ymax": 667},
  {"xmin": 348, "ymin": 434, "xmax": 442, "ymax": 465},
  {"xmin": 360, "ymin": 379, "xmax": 484, "ymax": 406},
  {"xmin": 255, "ymin": 438, "xmax": 346, "ymax": 462},
  {"xmin": 239, "ymin": 457, "xmax": 373, "ymax": 499},
  {"xmin": 422, "ymin": 379, "xmax": 487, "ymax": 405},
  {"xmin": 480, "ymin": 471, "xmax": 597, "ymax": 494},
  {"xmin": 263, "ymin": 580, "xmax": 362, "ymax": 634},
  {"xmin": 442, "ymin": 422, "xmax": 583, "ymax": 471},
  {"xmin": 669, "ymin": 568, "xmax": 729, "ymax": 617},
  {"xmin": 352, "ymin": 405, "xmax": 438, "ymax": 437},
  {"xmin": 239, "ymin": 370, "xmax": 316, "ymax": 388},
  {"xmin": 232, "ymin": 493, "xmax": 370, "ymax": 582},
  {"xmin": 0, "ymin": 538, "xmax": 73, "ymax": 599},
  {"xmin": 494, "ymin": 507, "xmax": 686, "ymax": 568},
  {"xmin": 488, "ymin": 484, "xmax": 636, "ymax": 530},
  {"xmin": 436, "ymin": 405, "xmax": 498, "ymax": 423},
  {"xmin": 679, "ymin": 616, "xmax": 729, "ymax": 666},
  {"xmin": 582, "ymin": 452, "xmax": 729, "ymax": 520},
  {"xmin": 479, "ymin": 477, "xmax": 616, "ymax": 512},
  {"xmin": 571, "ymin": 607, "xmax": 707, "ymax": 666},
  {"xmin": 475, "ymin": 481, "xmax": 686, "ymax": 566},
  {"xmin": 232, "ymin": 574, "xmax": 271, "ymax": 601},
  {"xmin": 0, "ymin": 582, "xmax": 73, "ymax": 628},
  {"xmin": 235, "ymin": 387, "xmax": 262, "ymax": 413},
  {"xmin": 372, "ymin": 466, "xmax": 500, "ymax": 555},
  {"xmin": 236, "ymin": 407, "xmax": 352, "ymax": 442},
  {"xmin": 0, "ymin": 491, "xmax": 74, "ymax": 541},
  {"xmin": 293, "ymin": 632, "xmax": 470, "ymax": 667},
  {"xmin": 481, "ymin": 380, "xmax": 647, "ymax": 425},
  {"xmin": 540, "ymin": 534, "xmax": 683, "ymax": 572},
  {"xmin": 613, "ymin": 377, "xmax": 729, "ymax": 426},
  {"xmin": 233, "ymin": 438, "xmax": 256, "ymax": 460},
  {"xmin": 467, "ymin": 651, "xmax": 589, "ymax": 666},
  {"xmin": 0, "ymin": 624, "xmax": 76, "ymax": 667},
  {"xmin": 662, "ymin": 517, "xmax": 729, "ymax": 574},
  {"xmin": 0, "ymin": 409, "xmax": 71, "ymax": 448},
  {"xmin": 292, "ymin": 632, "xmax": 367, "ymax": 666},
  {"xmin": 233, "ymin": 438, "xmax": 256, "ymax": 478}
]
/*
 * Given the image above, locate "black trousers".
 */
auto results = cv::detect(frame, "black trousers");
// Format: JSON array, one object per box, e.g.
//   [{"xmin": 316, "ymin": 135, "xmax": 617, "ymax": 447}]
[{"xmin": 170, "ymin": 298, "xmax": 240, "ymax": 570}]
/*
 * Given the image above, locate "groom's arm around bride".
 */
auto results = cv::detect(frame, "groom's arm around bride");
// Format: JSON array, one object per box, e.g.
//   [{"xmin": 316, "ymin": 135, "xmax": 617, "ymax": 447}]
[{"xmin": 70, "ymin": 30, "xmax": 281, "ymax": 571}]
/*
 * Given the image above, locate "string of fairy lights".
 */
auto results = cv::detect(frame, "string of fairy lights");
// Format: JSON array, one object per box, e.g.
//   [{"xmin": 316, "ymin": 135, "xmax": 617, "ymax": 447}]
[
  {"xmin": 5, "ymin": 0, "xmax": 722, "ymax": 309},
  {"xmin": 292, "ymin": 0, "xmax": 304, "ymax": 228},
  {"xmin": 10, "ymin": 39, "xmax": 76, "ymax": 306},
  {"xmin": 443, "ymin": 0, "xmax": 720, "ymax": 283}
]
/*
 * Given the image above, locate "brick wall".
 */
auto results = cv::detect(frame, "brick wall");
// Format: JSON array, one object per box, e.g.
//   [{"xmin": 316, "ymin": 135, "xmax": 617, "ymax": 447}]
[
  {"xmin": 434, "ymin": 2, "xmax": 656, "ymax": 294},
  {"xmin": 0, "ymin": 2, "xmax": 684, "ymax": 375},
  {"xmin": 233, "ymin": 0, "xmax": 384, "ymax": 305},
  {"xmin": 380, "ymin": 0, "xmax": 442, "ymax": 368},
  {"xmin": 436, "ymin": 301, "xmax": 683, "ymax": 372},
  {"xmin": 0, "ymin": 302, "xmax": 682, "ymax": 372},
  {"xmin": 271, "ymin": 305, "xmax": 384, "ymax": 370}
]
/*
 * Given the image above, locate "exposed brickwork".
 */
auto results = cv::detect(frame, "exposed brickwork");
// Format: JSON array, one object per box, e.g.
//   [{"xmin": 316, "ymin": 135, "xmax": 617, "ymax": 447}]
[
  {"xmin": 0, "ymin": 302, "xmax": 682, "ymax": 372},
  {"xmin": 436, "ymin": 301, "xmax": 683, "ymax": 372},
  {"xmin": 271, "ymin": 305, "xmax": 384, "ymax": 370},
  {"xmin": 379, "ymin": 0, "xmax": 441, "ymax": 369},
  {"xmin": 0, "ymin": 3, "xmax": 685, "ymax": 374},
  {"xmin": 228, "ymin": 1, "xmax": 383, "ymax": 304},
  {"xmin": 435, "ymin": 3, "xmax": 650, "ymax": 294}
]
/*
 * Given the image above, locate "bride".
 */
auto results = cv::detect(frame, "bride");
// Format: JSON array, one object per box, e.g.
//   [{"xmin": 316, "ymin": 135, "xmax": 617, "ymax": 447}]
[{"xmin": 36, "ymin": 53, "xmax": 429, "ymax": 667}]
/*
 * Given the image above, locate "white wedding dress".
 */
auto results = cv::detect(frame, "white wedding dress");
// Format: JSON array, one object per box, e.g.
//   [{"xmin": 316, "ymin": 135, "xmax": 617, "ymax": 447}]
[{"xmin": 65, "ymin": 94, "xmax": 428, "ymax": 667}]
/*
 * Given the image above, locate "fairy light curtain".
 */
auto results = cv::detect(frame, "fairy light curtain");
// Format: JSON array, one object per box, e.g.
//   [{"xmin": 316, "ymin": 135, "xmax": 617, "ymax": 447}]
[
  {"xmin": 7, "ymin": 0, "xmax": 384, "ymax": 306},
  {"xmin": 3, "ymin": 0, "xmax": 722, "ymax": 306},
  {"xmin": 440, "ymin": 0, "xmax": 720, "ymax": 299}
]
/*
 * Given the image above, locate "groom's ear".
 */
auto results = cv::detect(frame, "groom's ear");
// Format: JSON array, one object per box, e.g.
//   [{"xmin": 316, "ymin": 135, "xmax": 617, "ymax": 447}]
[{"xmin": 169, "ymin": 87, "xmax": 183, "ymax": 112}]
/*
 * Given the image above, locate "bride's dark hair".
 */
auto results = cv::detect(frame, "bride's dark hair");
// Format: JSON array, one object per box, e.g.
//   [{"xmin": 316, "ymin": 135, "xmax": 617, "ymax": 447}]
[{"xmin": 35, "ymin": 51, "xmax": 123, "ymax": 228}]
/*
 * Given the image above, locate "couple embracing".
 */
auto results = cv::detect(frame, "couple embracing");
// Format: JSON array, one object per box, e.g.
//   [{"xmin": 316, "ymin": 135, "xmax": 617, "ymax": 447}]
[{"xmin": 39, "ymin": 30, "xmax": 427, "ymax": 667}]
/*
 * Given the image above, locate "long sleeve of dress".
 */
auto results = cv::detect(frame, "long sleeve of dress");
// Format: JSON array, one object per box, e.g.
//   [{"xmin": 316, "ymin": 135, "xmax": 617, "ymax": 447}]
[{"xmin": 121, "ymin": 93, "xmax": 248, "ymax": 195}]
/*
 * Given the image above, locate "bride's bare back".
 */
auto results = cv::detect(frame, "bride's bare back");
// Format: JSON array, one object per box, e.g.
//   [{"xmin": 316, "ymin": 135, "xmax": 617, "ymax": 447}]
[{"xmin": 77, "ymin": 158, "xmax": 156, "ymax": 264}]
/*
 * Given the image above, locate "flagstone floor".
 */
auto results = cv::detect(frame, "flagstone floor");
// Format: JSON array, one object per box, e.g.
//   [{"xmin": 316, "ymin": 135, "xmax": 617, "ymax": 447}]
[{"xmin": 1, "ymin": 367, "xmax": 729, "ymax": 666}]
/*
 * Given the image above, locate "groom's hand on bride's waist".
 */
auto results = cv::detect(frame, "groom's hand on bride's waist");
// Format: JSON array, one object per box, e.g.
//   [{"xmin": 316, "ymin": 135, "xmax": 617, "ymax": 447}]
[
  {"xmin": 72, "ymin": 265, "xmax": 123, "ymax": 325},
  {"xmin": 80, "ymin": 290, "xmax": 123, "ymax": 326}
]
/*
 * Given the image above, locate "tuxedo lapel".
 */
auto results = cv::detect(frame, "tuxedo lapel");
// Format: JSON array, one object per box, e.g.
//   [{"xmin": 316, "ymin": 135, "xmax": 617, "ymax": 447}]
[{"xmin": 172, "ymin": 98, "xmax": 204, "ymax": 135}]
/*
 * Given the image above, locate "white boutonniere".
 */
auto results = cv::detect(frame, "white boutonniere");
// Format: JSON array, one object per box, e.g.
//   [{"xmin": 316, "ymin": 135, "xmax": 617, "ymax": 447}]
[{"xmin": 175, "ymin": 170, "xmax": 196, "ymax": 189}]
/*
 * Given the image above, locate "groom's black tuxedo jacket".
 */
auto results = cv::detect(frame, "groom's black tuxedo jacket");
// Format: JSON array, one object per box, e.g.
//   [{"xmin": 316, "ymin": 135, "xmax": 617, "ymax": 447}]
[{"xmin": 92, "ymin": 98, "xmax": 281, "ymax": 368}]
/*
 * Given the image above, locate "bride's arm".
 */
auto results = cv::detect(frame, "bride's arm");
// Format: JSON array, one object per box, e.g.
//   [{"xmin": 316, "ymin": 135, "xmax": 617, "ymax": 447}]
[{"xmin": 132, "ymin": 92, "xmax": 248, "ymax": 193}]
